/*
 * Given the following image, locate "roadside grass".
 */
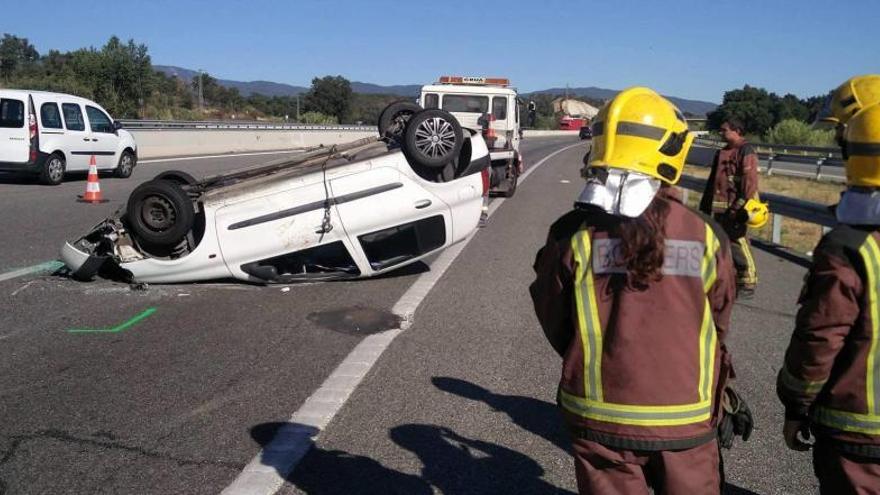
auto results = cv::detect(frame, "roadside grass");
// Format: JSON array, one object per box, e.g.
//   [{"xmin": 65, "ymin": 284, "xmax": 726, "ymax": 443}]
[{"xmin": 681, "ymin": 165, "xmax": 844, "ymax": 254}]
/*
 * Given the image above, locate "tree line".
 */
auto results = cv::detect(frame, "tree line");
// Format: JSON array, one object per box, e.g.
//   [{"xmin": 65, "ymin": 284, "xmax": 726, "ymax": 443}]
[
  {"xmin": 0, "ymin": 33, "xmax": 837, "ymax": 144},
  {"xmin": 0, "ymin": 34, "xmax": 401, "ymax": 124}
]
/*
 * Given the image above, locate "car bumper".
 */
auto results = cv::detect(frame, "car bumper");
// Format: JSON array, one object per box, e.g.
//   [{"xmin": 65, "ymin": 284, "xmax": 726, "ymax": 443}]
[
  {"xmin": 61, "ymin": 241, "xmax": 107, "ymax": 281},
  {"xmin": 0, "ymin": 152, "xmax": 48, "ymax": 173}
]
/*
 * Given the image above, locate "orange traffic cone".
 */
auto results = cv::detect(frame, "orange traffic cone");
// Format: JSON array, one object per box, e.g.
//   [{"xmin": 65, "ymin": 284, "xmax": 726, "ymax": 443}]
[{"xmin": 77, "ymin": 155, "xmax": 108, "ymax": 204}]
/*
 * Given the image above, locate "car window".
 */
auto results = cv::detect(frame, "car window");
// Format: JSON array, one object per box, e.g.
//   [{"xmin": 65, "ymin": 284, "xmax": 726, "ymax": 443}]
[
  {"xmin": 442, "ymin": 95, "xmax": 489, "ymax": 113},
  {"xmin": 423, "ymin": 93, "xmax": 439, "ymax": 109},
  {"xmin": 0, "ymin": 99, "xmax": 25, "ymax": 128},
  {"xmin": 492, "ymin": 96, "xmax": 507, "ymax": 120},
  {"xmin": 62, "ymin": 103, "xmax": 85, "ymax": 131},
  {"xmin": 86, "ymin": 106, "xmax": 114, "ymax": 133},
  {"xmin": 40, "ymin": 103, "xmax": 63, "ymax": 129}
]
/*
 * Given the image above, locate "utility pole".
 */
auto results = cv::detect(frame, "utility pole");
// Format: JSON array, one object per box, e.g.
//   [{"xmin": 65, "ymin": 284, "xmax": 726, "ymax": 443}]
[{"xmin": 198, "ymin": 69, "xmax": 204, "ymax": 112}]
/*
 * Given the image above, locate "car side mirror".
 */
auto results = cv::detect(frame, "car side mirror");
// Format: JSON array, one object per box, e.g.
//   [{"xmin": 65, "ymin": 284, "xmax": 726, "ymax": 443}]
[{"xmin": 113, "ymin": 120, "xmax": 123, "ymax": 133}]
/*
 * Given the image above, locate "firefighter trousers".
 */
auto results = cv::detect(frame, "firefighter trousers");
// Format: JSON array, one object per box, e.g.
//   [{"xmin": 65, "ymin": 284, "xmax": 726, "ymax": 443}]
[
  {"xmin": 730, "ymin": 236, "xmax": 757, "ymax": 288},
  {"xmin": 813, "ymin": 440, "xmax": 880, "ymax": 495},
  {"xmin": 570, "ymin": 436, "xmax": 721, "ymax": 495}
]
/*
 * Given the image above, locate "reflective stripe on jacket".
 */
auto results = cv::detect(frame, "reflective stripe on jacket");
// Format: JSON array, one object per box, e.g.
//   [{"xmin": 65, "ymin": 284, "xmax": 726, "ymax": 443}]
[
  {"xmin": 530, "ymin": 190, "xmax": 737, "ymax": 450},
  {"xmin": 777, "ymin": 225, "xmax": 880, "ymax": 455}
]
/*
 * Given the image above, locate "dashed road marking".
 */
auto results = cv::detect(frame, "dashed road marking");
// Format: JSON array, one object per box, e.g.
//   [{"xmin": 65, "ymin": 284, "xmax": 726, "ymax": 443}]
[{"xmin": 222, "ymin": 141, "xmax": 586, "ymax": 495}]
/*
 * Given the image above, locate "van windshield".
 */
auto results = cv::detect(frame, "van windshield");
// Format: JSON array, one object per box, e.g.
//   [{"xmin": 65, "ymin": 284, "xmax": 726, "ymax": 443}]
[{"xmin": 442, "ymin": 95, "xmax": 489, "ymax": 113}]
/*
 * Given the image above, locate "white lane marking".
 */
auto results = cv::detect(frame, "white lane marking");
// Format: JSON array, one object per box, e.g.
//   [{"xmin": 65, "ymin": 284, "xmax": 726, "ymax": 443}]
[
  {"xmin": 139, "ymin": 149, "xmax": 305, "ymax": 164},
  {"xmin": 222, "ymin": 141, "xmax": 586, "ymax": 495},
  {"xmin": 0, "ymin": 261, "xmax": 64, "ymax": 284}
]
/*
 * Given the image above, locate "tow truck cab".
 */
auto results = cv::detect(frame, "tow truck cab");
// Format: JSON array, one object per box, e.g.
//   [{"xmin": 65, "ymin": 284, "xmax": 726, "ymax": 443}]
[{"xmin": 419, "ymin": 76, "xmax": 522, "ymax": 197}]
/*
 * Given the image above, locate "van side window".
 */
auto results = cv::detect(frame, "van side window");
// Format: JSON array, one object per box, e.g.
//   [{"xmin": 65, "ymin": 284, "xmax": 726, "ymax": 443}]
[
  {"xmin": 492, "ymin": 97, "xmax": 507, "ymax": 120},
  {"xmin": 40, "ymin": 103, "xmax": 63, "ymax": 129},
  {"xmin": 0, "ymin": 99, "xmax": 25, "ymax": 128},
  {"xmin": 86, "ymin": 106, "xmax": 113, "ymax": 133},
  {"xmin": 423, "ymin": 93, "xmax": 439, "ymax": 109},
  {"xmin": 62, "ymin": 103, "xmax": 85, "ymax": 131}
]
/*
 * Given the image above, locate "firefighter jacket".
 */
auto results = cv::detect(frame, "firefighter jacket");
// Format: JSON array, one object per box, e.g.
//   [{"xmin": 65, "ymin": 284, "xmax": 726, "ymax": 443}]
[
  {"xmin": 777, "ymin": 225, "xmax": 880, "ymax": 458},
  {"xmin": 699, "ymin": 143, "xmax": 760, "ymax": 238},
  {"xmin": 530, "ymin": 191, "xmax": 737, "ymax": 450}
]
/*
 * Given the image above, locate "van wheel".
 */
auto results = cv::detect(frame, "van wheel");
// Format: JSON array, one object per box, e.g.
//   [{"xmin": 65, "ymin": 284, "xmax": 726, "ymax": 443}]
[
  {"xmin": 40, "ymin": 153, "xmax": 65, "ymax": 185},
  {"xmin": 502, "ymin": 154, "xmax": 519, "ymax": 198},
  {"xmin": 115, "ymin": 150, "xmax": 136, "ymax": 178},
  {"xmin": 378, "ymin": 101, "xmax": 421, "ymax": 143},
  {"xmin": 126, "ymin": 180, "xmax": 195, "ymax": 247},
  {"xmin": 403, "ymin": 109, "xmax": 463, "ymax": 169}
]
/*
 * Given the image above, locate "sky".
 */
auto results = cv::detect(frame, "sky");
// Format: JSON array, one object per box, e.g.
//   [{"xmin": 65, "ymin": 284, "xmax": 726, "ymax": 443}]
[{"xmin": 4, "ymin": 0, "xmax": 879, "ymax": 103}]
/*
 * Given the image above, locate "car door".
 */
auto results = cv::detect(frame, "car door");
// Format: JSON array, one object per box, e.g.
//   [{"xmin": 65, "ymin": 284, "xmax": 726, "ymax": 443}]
[
  {"xmin": 0, "ymin": 96, "xmax": 28, "ymax": 163},
  {"xmin": 330, "ymin": 162, "xmax": 451, "ymax": 274},
  {"xmin": 84, "ymin": 105, "xmax": 119, "ymax": 170},
  {"xmin": 60, "ymin": 102, "xmax": 92, "ymax": 171},
  {"xmin": 212, "ymin": 177, "xmax": 358, "ymax": 282}
]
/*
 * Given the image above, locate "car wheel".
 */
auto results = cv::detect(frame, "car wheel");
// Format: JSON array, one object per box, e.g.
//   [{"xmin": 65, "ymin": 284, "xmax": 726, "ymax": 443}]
[
  {"xmin": 502, "ymin": 166, "xmax": 518, "ymax": 198},
  {"xmin": 378, "ymin": 101, "xmax": 421, "ymax": 142},
  {"xmin": 403, "ymin": 109, "xmax": 463, "ymax": 169},
  {"xmin": 126, "ymin": 180, "xmax": 195, "ymax": 247},
  {"xmin": 154, "ymin": 170, "xmax": 198, "ymax": 186},
  {"xmin": 40, "ymin": 153, "xmax": 65, "ymax": 185},
  {"xmin": 115, "ymin": 150, "xmax": 136, "ymax": 178}
]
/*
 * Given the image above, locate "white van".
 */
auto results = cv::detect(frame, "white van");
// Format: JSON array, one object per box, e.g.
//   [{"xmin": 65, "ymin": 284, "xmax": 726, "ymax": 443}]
[
  {"xmin": 420, "ymin": 76, "xmax": 522, "ymax": 197},
  {"xmin": 0, "ymin": 90, "xmax": 137, "ymax": 185}
]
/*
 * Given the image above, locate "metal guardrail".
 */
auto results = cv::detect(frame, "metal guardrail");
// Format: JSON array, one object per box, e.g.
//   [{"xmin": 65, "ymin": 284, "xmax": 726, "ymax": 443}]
[
  {"xmin": 118, "ymin": 119, "xmax": 376, "ymax": 131},
  {"xmin": 694, "ymin": 138, "xmax": 844, "ymax": 182},
  {"xmin": 679, "ymin": 175, "xmax": 835, "ymax": 246}
]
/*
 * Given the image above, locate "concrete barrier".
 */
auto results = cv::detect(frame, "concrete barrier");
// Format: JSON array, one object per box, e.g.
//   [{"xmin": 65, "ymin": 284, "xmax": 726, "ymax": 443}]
[
  {"xmin": 523, "ymin": 130, "xmax": 580, "ymax": 137},
  {"xmin": 131, "ymin": 129, "xmax": 379, "ymax": 159},
  {"xmin": 130, "ymin": 128, "xmax": 580, "ymax": 159}
]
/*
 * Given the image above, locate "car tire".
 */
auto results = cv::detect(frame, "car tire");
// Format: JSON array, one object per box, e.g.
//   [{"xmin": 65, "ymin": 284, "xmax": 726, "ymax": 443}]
[
  {"xmin": 502, "ymin": 167, "xmax": 518, "ymax": 197},
  {"xmin": 403, "ymin": 109, "xmax": 463, "ymax": 169},
  {"xmin": 126, "ymin": 180, "xmax": 195, "ymax": 247},
  {"xmin": 115, "ymin": 150, "xmax": 136, "ymax": 178},
  {"xmin": 154, "ymin": 170, "xmax": 198, "ymax": 186},
  {"xmin": 378, "ymin": 101, "xmax": 421, "ymax": 142},
  {"xmin": 39, "ymin": 153, "xmax": 65, "ymax": 185}
]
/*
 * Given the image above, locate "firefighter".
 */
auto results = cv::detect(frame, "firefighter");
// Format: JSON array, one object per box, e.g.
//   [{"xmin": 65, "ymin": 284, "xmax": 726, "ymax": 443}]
[
  {"xmin": 777, "ymin": 101, "xmax": 880, "ymax": 493},
  {"xmin": 530, "ymin": 87, "xmax": 745, "ymax": 494},
  {"xmin": 699, "ymin": 118, "xmax": 760, "ymax": 297}
]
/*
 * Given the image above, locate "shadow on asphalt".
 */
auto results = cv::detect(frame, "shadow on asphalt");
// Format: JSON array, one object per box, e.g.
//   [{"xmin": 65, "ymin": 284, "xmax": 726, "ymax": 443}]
[
  {"xmin": 432, "ymin": 376, "xmax": 571, "ymax": 453},
  {"xmin": 724, "ymin": 483, "xmax": 762, "ymax": 494},
  {"xmin": 252, "ymin": 422, "xmax": 432, "ymax": 494},
  {"xmin": 390, "ymin": 424, "xmax": 576, "ymax": 494}
]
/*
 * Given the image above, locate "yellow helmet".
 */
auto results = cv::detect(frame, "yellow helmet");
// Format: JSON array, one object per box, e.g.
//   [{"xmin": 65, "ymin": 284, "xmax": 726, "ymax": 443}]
[
  {"xmin": 843, "ymin": 102, "xmax": 880, "ymax": 187},
  {"xmin": 588, "ymin": 87, "xmax": 694, "ymax": 185},
  {"xmin": 822, "ymin": 75, "xmax": 880, "ymax": 125},
  {"xmin": 744, "ymin": 198, "xmax": 769, "ymax": 229}
]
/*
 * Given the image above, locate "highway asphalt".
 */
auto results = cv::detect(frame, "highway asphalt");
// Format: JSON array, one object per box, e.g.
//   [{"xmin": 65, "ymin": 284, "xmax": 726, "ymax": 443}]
[{"xmin": 0, "ymin": 136, "xmax": 820, "ymax": 494}]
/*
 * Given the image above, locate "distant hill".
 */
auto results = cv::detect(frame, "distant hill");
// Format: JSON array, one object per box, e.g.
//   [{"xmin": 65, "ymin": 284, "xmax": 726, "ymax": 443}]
[
  {"xmin": 155, "ymin": 65, "xmax": 309, "ymax": 97},
  {"xmin": 155, "ymin": 65, "xmax": 717, "ymax": 115},
  {"xmin": 525, "ymin": 86, "xmax": 717, "ymax": 116}
]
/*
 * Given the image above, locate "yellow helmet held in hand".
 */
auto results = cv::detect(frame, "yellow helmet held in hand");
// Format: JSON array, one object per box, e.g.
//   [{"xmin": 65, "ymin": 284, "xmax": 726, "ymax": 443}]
[
  {"xmin": 822, "ymin": 75, "xmax": 880, "ymax": 125},
  {"xmin": 744, "ymin": 198, "xmax": 769, "ymax": 229},
  {"xmin": 843, "ymin": 102, "xmax": 880, "ymax": 187},
  {"xmin": 588, "ymin": 87, "xmax": 694, "ymax": 185}
]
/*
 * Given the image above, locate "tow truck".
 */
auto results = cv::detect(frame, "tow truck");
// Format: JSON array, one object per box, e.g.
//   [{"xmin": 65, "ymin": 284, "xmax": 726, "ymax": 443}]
[{"xmin": 419, "ymin": 76, "xmax": 522, "ymax": 197}]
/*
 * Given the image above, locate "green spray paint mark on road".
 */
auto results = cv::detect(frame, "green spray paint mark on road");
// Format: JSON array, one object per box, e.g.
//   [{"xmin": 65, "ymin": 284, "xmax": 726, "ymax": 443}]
[{"xmin": 68, "ymin": 307, "xmax": 157, "ymax": 334}]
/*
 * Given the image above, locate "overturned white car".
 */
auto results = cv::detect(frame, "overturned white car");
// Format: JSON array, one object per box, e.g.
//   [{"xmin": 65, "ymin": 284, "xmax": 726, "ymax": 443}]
[{"xmin": 61, "ymin": 106, "xmax": 489, "ymax": 284}]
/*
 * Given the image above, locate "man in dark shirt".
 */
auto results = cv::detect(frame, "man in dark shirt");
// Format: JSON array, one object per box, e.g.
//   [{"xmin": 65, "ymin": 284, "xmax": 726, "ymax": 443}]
[{"xmin": 699, "ymin": 118, "xmax": 760, "ymax": 296}]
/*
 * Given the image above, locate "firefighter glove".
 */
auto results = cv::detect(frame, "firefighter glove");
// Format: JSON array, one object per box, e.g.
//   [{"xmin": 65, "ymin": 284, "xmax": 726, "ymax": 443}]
[{"xmin": 718, "ymin": 386, "xmax": 754, "ymax": 449}]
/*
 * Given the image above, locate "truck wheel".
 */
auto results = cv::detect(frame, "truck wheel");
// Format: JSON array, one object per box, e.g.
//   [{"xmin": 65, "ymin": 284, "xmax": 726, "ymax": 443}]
[
  {"xmin": 126, "ymin": 180, "xmax": 195, "ymax": 247},
  {"xmin": 378, "ymin": 101, "xmax": 421, "ymax": 142},
  {"xmin": 115, "ymin": 150, "xmax": 136, "ymax": 178},
  {"xmin": 502, "ymin": 154, "xmax": 520, "ymax": 198},
  {"xmin": 154, "ymin": 170, "xmax": 198, "ymax": 186},
  {"xmin": 403, "ymin": 109, "xmax": 463, "ymax": 169},
  {"xmin": 40, "ymin": 153, "xmax": 65, "ymax": 185}
]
